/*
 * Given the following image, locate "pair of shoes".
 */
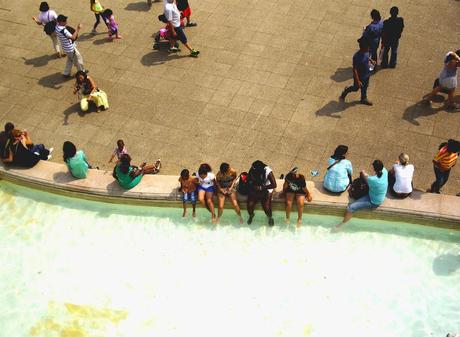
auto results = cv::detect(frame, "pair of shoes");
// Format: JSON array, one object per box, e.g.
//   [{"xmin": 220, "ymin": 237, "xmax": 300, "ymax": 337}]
[
  {"xmin": 49, "ymin": 147, "xmax": 54, "ymax": 154},
  {"xmin": 155, "ymin": 158, "xmax": 161, "ymax": 170},
  {"xmin": 389, "ymin": 64, "xmax": 396, "ymax": 68},
  {"xmin": 190, "ymin": 49, "xmax": 200, "ymax": 57},
  {"xmin": 168, "ymin": 47, "xmax": 180, "ymax": 53},
  {"xmin": 186, "ymin": 22, "xmax": 197, "ymax": 27},
  {"xmin": 360, "ymin": 99, "xmax": 373, "ymax": 106}
]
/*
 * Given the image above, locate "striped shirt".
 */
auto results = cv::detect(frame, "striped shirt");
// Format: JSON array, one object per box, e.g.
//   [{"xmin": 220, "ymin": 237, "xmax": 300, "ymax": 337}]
[
  {"xmin": 434, "ymin": 146, "xmax": 458, "ymax": 171},
  {"xmin": 55, "ymin": 24, "xmax": 75, "ymax": 53}
]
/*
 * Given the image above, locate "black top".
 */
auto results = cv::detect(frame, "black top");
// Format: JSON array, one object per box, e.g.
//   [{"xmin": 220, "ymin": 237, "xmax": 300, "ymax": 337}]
[
  {"xmin": 176, "ymin": 0, "xmax": 189, "ymax": 11},
  {"xmin": 382, "ymin": 17, "xmax": 404, "ymax": 43},
  {"xmin": 9, "ymin": 142, "xmax": 40, "ymax": 168},
  {"xmin": 285, "ymin": 173, "xmax": 306, "ymax": 194}
]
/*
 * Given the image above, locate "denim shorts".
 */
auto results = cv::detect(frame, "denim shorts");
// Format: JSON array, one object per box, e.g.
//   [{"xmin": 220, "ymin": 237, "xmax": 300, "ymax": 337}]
[
  {"xmin": 182, "ymin": 191, "xmax": 196, "ymax": 204},
  {"xmin": 347, "ymin": 195, "xmax": 379, "ymax": 213},
  {"xmin": 197, "ymin": 185, "xmax": 215, "ymax": 193}
]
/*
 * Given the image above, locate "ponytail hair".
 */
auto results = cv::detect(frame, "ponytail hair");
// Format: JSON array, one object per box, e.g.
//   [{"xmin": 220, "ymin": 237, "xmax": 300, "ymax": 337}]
[{"xmin": 372, "ymin": 159, "xmax": 384, "ymax": 178}]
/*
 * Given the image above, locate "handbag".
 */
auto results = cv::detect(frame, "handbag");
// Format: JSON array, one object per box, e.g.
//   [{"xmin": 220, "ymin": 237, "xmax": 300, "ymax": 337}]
[
  {"xmin": 43, "ymin": 12, "xmax": 57, "ymax": 35},
  {"xmin": 348, "ymin": 177, "xmax": 369, "ymax": 199}
]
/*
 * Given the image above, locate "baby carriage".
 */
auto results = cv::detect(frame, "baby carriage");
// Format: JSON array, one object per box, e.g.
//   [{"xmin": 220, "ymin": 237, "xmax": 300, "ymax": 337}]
[{"xmin": 153, "ymin": 14, "xmax": 184, "ymax": 50}]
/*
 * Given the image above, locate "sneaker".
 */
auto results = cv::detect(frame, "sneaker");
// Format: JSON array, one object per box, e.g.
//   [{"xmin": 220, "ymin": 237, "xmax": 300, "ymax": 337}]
[
  {"xmin": 190, "ymin": 49, "xmax": 200, "ymax": 57},
  {"xmin": 186, "ymin": 22, "xmax": 197, "ymax": 27},
  {"xmin": 47, "ymin": 154, "xmax": 52, "ymax": 160},
  {"xmin": 168, "ymin": 47, "xmax": 180, "ymax": 53},
  {"xmin": 91, "ymin": 28, "xmax": 97, "ymax": 34},
  {"xmin": 49, "ymin": 147, "xmax": 54, "ymax": 154},
  {"xmin": 360, "ymin": 99, "xmax": 373, "ymax": 106},
  {"xmin": 339, "ymin": 90, "xmax": 347, "ymax": 101},
  {"xmin": 155, "ymin": 158, "xmax": 161, "ymax": 170}
]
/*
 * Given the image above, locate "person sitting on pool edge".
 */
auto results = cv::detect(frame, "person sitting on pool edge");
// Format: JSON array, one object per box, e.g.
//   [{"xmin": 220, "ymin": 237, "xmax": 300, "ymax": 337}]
[
  {"xmin": 334, "ymin": 159, "xmax": 388, "ymax": 231},
  {"xmin": 113, "ymin": 154, "xmax": 161, "ymax": 189}
]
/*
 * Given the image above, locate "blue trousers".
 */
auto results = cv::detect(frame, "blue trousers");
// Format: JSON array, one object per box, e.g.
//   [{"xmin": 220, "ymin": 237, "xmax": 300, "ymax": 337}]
[
  {"xmin": 381, "ymin": 39, "xmax": 399, "ymax": 67},
  {"xmin": 342, "ymin": 77, "xmax": 369, "ymax": 101},
  {"xmin": 430, "ymin": 166, "xmax": 451, "ymax": 193}
]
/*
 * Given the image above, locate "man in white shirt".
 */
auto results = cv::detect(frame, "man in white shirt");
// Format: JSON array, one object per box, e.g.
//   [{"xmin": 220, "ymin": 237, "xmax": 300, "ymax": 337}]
[
  {"xmin": 55, "ymin": 14, "xmax": 85, "ymax": 77},
  {"xmin": 164, "ymin": 0, "xmax": 199, "ymax": 57}
]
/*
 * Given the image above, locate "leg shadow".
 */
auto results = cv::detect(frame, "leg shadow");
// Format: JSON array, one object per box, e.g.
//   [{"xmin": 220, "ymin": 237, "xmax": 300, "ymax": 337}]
[
  {"xmin": 125, "ymin": 1, "xmax": 151, "ymax": 11},
  {"xmin": 330, "ymin": 67, "xmax": 353, "ymax": 83},
  {"xmin": 141, "ymin": 50, "xmax": 189, "ymax": 67},
  {"xmin": 62, "ymin": 102, "xmax": 90, "ymax": 125},
  {"xmin": 93, "ymin": 37, "xmax": 112, "ymax": 45},
  {"xmin": 22, "ymin": 55, "xmax": 54, "ymax": 68},
  {"xmin": 402, "ymin": 95, "xmax": 460, "ymax": 126},
  {"xmin": 38, "ymin": 72, "xmax": 73, "ymax": 89},
  {"xmin": 315, "ymin": 100, "xmax": 359, "ymax": 118}
]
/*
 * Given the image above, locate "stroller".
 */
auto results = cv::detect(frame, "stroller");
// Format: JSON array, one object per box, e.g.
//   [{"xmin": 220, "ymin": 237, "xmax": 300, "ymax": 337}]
[{"xmin": 153, "ymin": 14, "xmax": 184, "ymax": 50}]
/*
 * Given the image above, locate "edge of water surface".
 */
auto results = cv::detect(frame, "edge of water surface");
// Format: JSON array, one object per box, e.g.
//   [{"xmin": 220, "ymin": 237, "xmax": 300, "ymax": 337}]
[{"xmin": 1, "ymin": 161, "xmax": 459, "ymax": 230}]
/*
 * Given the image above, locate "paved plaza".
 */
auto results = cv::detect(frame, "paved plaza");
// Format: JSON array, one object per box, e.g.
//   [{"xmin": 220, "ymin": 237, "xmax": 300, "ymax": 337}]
[{"xmin": 0, "ymin": 0, "xmax": 459, "ymax": 194}]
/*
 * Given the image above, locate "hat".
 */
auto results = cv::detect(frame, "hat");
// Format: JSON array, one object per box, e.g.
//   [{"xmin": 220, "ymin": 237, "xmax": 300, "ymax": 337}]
[
  {"xmin": 399, "ymin": 153, "xmax": 409, "ymax": 165},
  {"xmin": 56, "ymin": 14, "xmax": 68, "ymax": 22}
]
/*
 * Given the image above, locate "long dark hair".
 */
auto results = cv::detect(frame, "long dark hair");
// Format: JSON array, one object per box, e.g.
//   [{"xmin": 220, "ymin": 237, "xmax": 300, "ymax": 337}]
[
  {"xmin": 198, "ymin": 163, "xmax": 212, "ymax": 176},
  {"xmin": 39, "ymin": 2, "xmax": 49, "ymax": 12},
  {"xmin": 75, "ymin": 70, "xmax": 88, "ymax": 84},
  {"xmin": 332, "ymin": 145, "xmax": 348, "ymax": 160},
  {"xmin": 372, "ymin": 159, "xmax": 384, "ymax": 178},
  {"xmin": 63, "ymin": 141, "xmax": 77, "ymax": 162}
]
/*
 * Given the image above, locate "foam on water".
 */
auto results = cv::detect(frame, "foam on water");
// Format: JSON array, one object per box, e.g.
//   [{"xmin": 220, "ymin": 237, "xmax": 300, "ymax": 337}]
[{"xmin": 0, "ymin": 181, "xmax": 459, "ymax": 337}]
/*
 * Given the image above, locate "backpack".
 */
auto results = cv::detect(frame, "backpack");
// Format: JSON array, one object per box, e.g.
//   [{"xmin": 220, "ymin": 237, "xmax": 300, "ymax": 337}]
[
  {"xmin": 59, "ymin": 26, "xmax": 77, "ymax": 41},
  {"xmin": 158, "ymin": 14, "xmax": 168, "ymax": 23},
  {"xmin": 237, "ymin": 172, "xmax": 249, "ymax": 195},
  {"xmin": 348, "ymin": 177, "xmax": 369, "ymax": 200},
  {"xmin": 43, "ymin": 12, "xmax": 56, "ymax": 35}
]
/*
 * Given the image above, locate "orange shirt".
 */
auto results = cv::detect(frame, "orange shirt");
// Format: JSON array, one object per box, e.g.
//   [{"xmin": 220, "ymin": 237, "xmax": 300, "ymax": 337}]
[
  {"xmin": 434, "ymin": 146, "xmax": 458, "ymax": 171},
  {"xmin": 178, "ymin": 176, "xmax": 197, "ymax": 193}
]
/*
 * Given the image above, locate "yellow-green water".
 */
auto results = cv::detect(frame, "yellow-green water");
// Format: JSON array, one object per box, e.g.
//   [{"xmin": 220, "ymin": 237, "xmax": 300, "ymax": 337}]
[{"xmin": 0, "ymin": 181, "xmax": 459, "ymax": 337}]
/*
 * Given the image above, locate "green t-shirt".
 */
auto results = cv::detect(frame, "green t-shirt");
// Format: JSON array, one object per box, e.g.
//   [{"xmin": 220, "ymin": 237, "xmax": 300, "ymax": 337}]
[
  {"xmin": 66, "ymin": 150, "xmax": 89, "ymax": 179},
  {"xmin": 115, "ymin": 164, "xmax": 143, "ymax": 189}
]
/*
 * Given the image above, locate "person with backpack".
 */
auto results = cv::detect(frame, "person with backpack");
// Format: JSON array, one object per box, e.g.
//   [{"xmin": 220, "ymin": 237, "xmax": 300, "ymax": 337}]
[
  {"xmin": 323, "ymin": 145, "xmax": 353, "ymax": 193},
  {"xmin": 216, "ymin": 162, "xmax": 243, "ymax": 224},
  {"xmin": 55, "ymin": 14, "xmax": 85, "ymax": 77},
  {"xmin": 428, "ymin": 139, "xmax": 460, "ymax": 194},
  {"xmin": 32, "ymin": 2, "xmax": 64, "ymax": 58},
  {"xmin": 381, "ymin": 6, "xmax": 404, "ymax": 69},
  {"xmin": 247, "ymin": 160, "xmax": 277, "ymax": 226},
  {"xmin": 334, "ymin": 160, "xmax": 388, "ymax": 231}
]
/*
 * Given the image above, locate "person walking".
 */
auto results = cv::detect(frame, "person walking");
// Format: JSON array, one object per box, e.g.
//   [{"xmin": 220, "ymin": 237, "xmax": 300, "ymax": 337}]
[
  {"xmin": 55, "ymin": 14, "xmax": 85, "ymax": 77},
  {"xmin": 428, "ymin": 139, "xmax": 460, "ymax": 194},
  {"xmin": 32, "ymin": 2, "xmax": 64, "ymax": 58},
  {"xmin": 164, "ymin": 0, "xmax": 199, "ymax": 56},
  {"xmin": 90, "ymin": 0, "xmax": 104, "ymax": 34},
  {"xmin": 381, "ymin": 6, "xmax": 404, "ymax": 69},
  {"xmin": 340, "ymin": 38, "xmax": 374, "ymax": 105}
]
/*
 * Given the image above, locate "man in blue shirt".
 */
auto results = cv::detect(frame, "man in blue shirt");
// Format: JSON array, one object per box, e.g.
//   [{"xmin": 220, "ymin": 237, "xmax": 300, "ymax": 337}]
[{"xmin": 340, "ymin": 38, "xmax": 375, "ymax": 106}]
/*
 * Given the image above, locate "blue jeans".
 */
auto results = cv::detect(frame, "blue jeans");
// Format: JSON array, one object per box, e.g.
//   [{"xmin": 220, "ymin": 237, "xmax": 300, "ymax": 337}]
[
  {"xmin": 30, "ymin": 144, "xmax": 49, "ymax": 160},
  {"xmin": 343, "ymin": 77, "xmax": 369, "ymax": 101},
  {"xmin": 347, "ymin": 195, "xmax": 378, "ymax": 213},
  {"xmin": 430, "ymin": 166, "xmax": 451, "ymax": 193},
  {"xmin": 381, "ymin": 39, "xmax": 399, "ymax": 67}
]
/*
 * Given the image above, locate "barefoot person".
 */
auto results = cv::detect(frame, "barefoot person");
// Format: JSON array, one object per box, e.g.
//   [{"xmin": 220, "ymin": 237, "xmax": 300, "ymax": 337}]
[
  {"xmin": 281, "ymin": 167, "xmax": 312, "ymax": 227},
  {"xmin": 423, "ymin": 50, "xmax": 460, "ymax": 109},
  {"xmin": 73, "ymin": 70, "xmax": 109, "ymax": 112},
  {"xmin": 113, "ymin": 154, "xmax": 161, "ymax": 189},
  {"xmin": 197, "ymin": 163, "xmax": 217, "ymax": 223},
  {"xmin": 247, "ymin": 160, "xmax": 277, "ymax": 226},
  {"xmin": 32, "ymin": 2, "xmax": 64, "ymax": 58},
  {"xmin": 335, "ymin": 160, "xmax": 388, "ymax": 230},
  {"xmin": 179, "ymin": 169, "xmax": 197, "ymax": 218},
  {"xmin": 216, "ymin": 163, "xmax": 243, "ymax": 224}
]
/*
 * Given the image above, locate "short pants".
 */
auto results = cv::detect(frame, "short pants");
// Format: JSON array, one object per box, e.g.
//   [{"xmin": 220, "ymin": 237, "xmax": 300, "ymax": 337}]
[
  {"xmin": 173, "ymin": 26, "xmax": 187, "ymax": 44},
  {"xmin": 347, "ymin": 195, "xmax": 379, "ymax": 213},
  {"xmin": 182, "ymin": 191, "xmax": 196, "ymax": 204},
  {"xmin": 182, "ymin": 6, "xmax": 191, "ymax": 18},
  {"xmin": 197, "ymin": 185, "xmax": 215, "ymax": 193}
]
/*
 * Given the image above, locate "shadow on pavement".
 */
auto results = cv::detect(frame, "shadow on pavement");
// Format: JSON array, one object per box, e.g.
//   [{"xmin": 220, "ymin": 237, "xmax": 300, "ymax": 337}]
[
  {"xmin": 330, "ymin": 67, "xmax": 353, "ymax": 83},
  {"xmin": 38, "ymin": 72, "xmax": 73, "ymax": 89},
  {"xmin": 125, "ymin": 1, "xmax": 151, "ymax": 11},
  {"xmin": 22, "ymin": 55, "xmax": 55, "ymax": 68},
  {"xmin": 62, "ymin": 102, "xmax": 88, "ymax": 125},
  {"xmin": 93, "ymin": 37, "xmax": 112, "ymax": 45},
  {"xmin": 403, "ymin": 95, "xmax": 459, "ymax": 126},
  {"xmin": 140, "ymin": 50, "xmax": 189, "ymax": 66},
  {"xmin": 315, "ymin": 100, "xmax": 359, "ymax": 118}
]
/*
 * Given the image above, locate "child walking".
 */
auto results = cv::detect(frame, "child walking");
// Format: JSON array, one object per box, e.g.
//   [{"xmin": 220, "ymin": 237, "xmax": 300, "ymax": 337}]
[
  {"xmin": 102, "ymin": 9, "xmax": 121, "ymax": 40},
  {"xmin": 108, "ymin": 139, "xmax": 128, "ymax": 163},
  {"xmin": 179, "ymin": 169, "xmax": 198, "ymax": 217},
  {"xmin": 90, "ymin": 0, "xmax": 104, "ymax": 34},
  {"xmin": 176, "ymin": 0, "xmax": 197, "ymax": 27}
]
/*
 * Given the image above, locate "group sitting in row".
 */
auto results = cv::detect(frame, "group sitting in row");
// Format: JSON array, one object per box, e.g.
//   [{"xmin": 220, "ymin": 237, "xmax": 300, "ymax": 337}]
[{"xmin": 1, "ymin": 122, "xmax": 459, "ymax": 228}]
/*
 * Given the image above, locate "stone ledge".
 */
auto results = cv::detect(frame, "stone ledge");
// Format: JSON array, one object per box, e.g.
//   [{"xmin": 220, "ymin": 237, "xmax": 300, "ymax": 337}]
[{"xmin": 0, "ymin": 161, "xmax": 459, "ymax": 227}]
